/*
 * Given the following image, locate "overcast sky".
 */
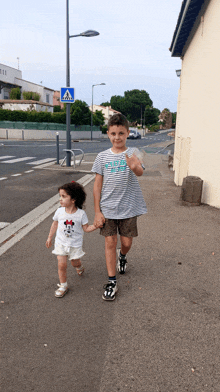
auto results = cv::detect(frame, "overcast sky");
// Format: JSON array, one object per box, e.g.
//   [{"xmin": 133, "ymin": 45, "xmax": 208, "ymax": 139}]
[{"xmin": 1, "ymin": 0, "xmax": 182, "ymax": 112}]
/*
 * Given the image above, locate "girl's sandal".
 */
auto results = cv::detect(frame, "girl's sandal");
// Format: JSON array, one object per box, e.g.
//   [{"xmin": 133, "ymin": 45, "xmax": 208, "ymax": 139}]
[
  {"xmin": 76, "ymin": 266, "xmax": 84, "ymax": 276},
  {"xmin": 55, "ymin": 284, "xmax": 69, "ymax": 298}
]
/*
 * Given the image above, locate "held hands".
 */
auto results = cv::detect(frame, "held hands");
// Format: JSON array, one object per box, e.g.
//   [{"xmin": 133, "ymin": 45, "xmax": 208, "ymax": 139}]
[{"xmin": 94, "ymin": 212, "xmax": 105, "ymax": 228}]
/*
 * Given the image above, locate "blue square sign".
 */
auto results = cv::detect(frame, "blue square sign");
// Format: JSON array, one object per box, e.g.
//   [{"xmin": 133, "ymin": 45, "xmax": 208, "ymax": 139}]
[{"xmin": 60, "ymin": 87, "xmax": 75, "ymax": 103}]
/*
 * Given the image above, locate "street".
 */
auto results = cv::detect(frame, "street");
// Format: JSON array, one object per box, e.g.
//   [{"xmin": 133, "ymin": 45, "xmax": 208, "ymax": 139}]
[{"xmin": 0, "ymin": 132, "xmax": 173, "ymax": 224}]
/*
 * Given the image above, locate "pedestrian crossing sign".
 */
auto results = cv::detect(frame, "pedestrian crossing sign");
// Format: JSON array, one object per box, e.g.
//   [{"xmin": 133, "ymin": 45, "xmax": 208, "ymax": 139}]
[{"xmin": 60, "ymin": 87, "xmax": 75, "ymax": 103}]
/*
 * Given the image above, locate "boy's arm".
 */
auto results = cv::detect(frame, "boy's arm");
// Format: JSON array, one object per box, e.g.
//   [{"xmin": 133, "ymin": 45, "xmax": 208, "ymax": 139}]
[
  {"xmin": 46, "ymin": 221, "xmax": 58, "ymax": 248},
  {"xmin": 82, "ymin": 223, "xmax": 97, "ymax": 233},
  {"xmin": 93, "ymin": 173, "xmax": 105, "ymax": 227},
  {"xmin": 125, "ymin": 153, "xmax": 144, "ymax": 176}
]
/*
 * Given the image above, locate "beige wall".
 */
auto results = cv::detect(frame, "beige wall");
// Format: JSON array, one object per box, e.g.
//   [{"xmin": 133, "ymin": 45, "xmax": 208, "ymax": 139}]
[{"xmin": 174, "ymin": 0, "xmax": 220, "ymax": 208}]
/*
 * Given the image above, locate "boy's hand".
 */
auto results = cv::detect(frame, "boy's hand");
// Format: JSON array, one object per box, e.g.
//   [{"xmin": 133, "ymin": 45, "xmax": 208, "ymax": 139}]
[
  {"xmin": 94, "ymin": 212, "xmax": 105, "ymax": 228},
  {"xmin": 125, "ymin": 153, "xmax": 143, "ymax": 176},
  {"xmin": 46, "ymin": 238, "xmax": 52, "ymax": 248}
]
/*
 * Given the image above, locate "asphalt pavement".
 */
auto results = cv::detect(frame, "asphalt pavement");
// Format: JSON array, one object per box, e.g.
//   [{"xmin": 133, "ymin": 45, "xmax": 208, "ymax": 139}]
[{"xmin": 1, "ymin": 143, "xmax": 219, "ymax": 392}]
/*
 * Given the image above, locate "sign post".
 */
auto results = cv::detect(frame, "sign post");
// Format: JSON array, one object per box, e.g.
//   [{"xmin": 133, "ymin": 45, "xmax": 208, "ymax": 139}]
[{"xmin": 60, "ymin": 88, "xmax": 75, "ymax": 166}]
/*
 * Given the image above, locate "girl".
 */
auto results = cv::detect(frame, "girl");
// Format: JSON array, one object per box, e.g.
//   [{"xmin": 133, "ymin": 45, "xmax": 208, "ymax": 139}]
[{"xmin": 46, "ymin": 181, "xmax": 96, "ymax": 298}]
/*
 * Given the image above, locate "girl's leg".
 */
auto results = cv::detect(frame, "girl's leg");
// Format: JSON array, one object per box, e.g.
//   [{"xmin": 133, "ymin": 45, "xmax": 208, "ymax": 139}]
[
  {"xmin": 57, "ymin": 255, "xmax": 68, "ymax": 283},
  {"xmin": 71, "ymin": 258, "xmax": 84, "ymax": 275},
  {"xmin": 120, "ymin": 236, "xmax": 133, "ymax": 255},
  {"xmin": 105, "ymin": 235, "xmax": 118, "ymax": 276},
  {"xmin": 71, "ymin": 258, "xmax": 81, "ymax": 268}
]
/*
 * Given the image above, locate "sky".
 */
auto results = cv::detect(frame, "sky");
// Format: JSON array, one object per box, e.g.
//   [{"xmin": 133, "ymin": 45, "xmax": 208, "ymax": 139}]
[{"xmin": 1, "ymin": 0, "xmax": 182, "ymax": 112}]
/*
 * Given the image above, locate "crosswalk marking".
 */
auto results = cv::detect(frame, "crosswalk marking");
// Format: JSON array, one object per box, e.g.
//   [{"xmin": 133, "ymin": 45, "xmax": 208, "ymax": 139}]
[
  {"xmin": 0, "ymin": 156, "xmax": 15, "ymax": 160},
  {"xmin": 1, "ymin": 157, "xmax": 35, "ymax": 163},
  {"xmin": 11, "ymin": 173, "xmax": 22, "ymax": 177},
  {"xmin": 0, "ymin": 177, "xmax": 8, "ymax": 181},
  {"xmin": 24, "ymin": 170, "xmax": 34, "ymax": 173},
  {"xmin": 26, "ymin": 158, "xmax": 56, "ymax": 165}
]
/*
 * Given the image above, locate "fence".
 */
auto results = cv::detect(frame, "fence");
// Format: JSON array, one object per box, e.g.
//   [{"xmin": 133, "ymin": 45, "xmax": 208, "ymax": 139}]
[{"xmin": 0, "ymin": 121, "xmax": 100, "ymax": 132}]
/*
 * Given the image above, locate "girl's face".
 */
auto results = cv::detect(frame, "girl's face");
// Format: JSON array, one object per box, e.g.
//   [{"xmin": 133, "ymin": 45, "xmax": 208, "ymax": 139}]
[{"xmin": 59, "ymin": 189, "xmax": 75, "ymax": 208}]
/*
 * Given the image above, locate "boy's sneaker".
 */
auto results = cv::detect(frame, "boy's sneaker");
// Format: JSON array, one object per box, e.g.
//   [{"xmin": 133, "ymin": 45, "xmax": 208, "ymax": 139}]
[
  {"xmin": 55, "ymin": 284, "xmax": 69, "ymax": 298},
  {"xmin": 117, "ymin": 249, "xmax": 127, "ymax": 274},
  {"xmin": 102, "ymin": 281, "xmax": 118, "ymax": 301}
]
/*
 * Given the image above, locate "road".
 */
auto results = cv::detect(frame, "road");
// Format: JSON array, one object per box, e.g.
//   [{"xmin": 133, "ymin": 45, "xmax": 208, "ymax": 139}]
[{"xmin": 0, "ymin": 131, "xmax": 173, "ymax": 224}]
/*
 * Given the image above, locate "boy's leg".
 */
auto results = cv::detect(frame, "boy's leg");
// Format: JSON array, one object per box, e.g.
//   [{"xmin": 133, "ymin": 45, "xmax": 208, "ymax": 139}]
[
  {"xmin": 102, "ymin": 235, "xmax": 118, "ymax": 301},
  {"xmin": 120, "ymin": 236, "xmax": 133, "ymax": 255},
  {"xmin": 117, "ymin": 236, "xmax": 133, "ymax": 274},
  {"xmin": 105, "ymin": 235, "xmax": 118, "ymax": 276},
  {"xmin": 71, "ymin": 258, "xmax": 84, "ymax": 275}
]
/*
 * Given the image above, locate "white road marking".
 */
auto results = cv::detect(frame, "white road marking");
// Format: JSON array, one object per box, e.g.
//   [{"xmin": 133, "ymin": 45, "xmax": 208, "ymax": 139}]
[
  {"xmin": 24, "ymin": 170, "xmax": 34, "ymax": 173},
  {"xmin": 0, "ymin": 177, "xmax": 7, "ymax": 181},
  {"xmin": 26, "ymin": 158, "xmax": 56, "ymax": 165},
  {"xmin": 0, "ymin": 222, "xmax": 10, "ymax": 229},
  {"xmin": 11, "ymin": 173, "xmax": 22, "ymax": 177},
  {"xmin": 1, "ymin": 157, "xmax": 35, "ymax": 163},
  {"xmin": 0, "ymin": 174, "xmax": 96, "ymax": 256},
  {"xmin": 0, "ymin": 156, "xmax": 15, "ymax": 160}
]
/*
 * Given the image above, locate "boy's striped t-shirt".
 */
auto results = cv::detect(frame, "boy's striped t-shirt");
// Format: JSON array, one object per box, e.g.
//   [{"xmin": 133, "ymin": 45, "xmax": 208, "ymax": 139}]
[{"xmin": 91, "ymin": 147, "xmax": 147, "ymax": 219}]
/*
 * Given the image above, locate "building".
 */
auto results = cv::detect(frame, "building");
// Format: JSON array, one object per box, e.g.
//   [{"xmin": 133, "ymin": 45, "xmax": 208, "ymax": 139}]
[
  {"xmin": 53, "ymin": 90, "xmax": 64, "ymax": 109},
  {"xmin": 170, "ymin": 0, "xmax": 220, "ymax": 208},
  {"xmin": 0, "ymin": 63, "xmax": 54, "ymax": 112},
  {"xmin": 89, "ymin": 104, "xmax": 121, "ymax": 125}
]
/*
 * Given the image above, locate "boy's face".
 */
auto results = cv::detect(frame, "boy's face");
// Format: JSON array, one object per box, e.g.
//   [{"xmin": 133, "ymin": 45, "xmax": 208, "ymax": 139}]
[{"xmin": 107, "ymin": 125, "xmax": 130, "ymax": 152}]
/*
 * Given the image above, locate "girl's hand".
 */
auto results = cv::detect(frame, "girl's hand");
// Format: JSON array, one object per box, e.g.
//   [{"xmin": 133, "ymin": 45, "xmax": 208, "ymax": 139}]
[{"xmin": 46, "ymin": 238, "xmax": 52, "ymax": 248}]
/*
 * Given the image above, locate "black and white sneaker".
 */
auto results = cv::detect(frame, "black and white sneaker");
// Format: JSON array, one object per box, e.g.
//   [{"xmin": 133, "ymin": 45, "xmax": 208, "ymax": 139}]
[
  {"xmin": 102, "ymin": 281, "xmax": 118, "ymax": 301},
  {"xmin": 117, "ymin": 249, "xmax": 127, "ymax": 274}
]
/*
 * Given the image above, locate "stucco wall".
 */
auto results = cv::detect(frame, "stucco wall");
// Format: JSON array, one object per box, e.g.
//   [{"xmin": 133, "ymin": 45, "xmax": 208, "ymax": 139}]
[
  {"xmin": 174, "ymin": 0, "xmax": 220, "ymax": 208},
  {"xmin": 0, "ymin": 128, "xmax": 102, "ymax": 140}
]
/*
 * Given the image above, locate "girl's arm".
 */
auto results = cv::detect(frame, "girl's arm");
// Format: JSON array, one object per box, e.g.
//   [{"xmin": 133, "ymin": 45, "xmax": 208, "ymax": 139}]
[
  {"xmin": 82, "ymin": 223, "xmax": 97, "ymax": 233},
  {"xmin": 93, "ymin": 173, "xmax": 105, "ymax": 227},
  {"xmin": 125, "ymin": 153, "xmax": 144, "ymax": 176},
  {"xmin": 46, "ymin": 221, "xmax": 58, "ymax": 248}
]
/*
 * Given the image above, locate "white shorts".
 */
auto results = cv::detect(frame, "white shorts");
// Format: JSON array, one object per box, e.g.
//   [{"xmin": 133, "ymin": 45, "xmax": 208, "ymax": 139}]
[{"xmin": 52, "ymin": 244, "xmax": 85, "ymax": 260}]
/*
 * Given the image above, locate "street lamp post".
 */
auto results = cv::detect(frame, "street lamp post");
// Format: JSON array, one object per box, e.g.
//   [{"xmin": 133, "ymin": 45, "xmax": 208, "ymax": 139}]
[
  {"xmin": 91, "ymin": 83, "xmax": 106, "ymax": 141},
  {"xmin": 65, "ymin": 0, "xmax": 100, "ymax": 166}
]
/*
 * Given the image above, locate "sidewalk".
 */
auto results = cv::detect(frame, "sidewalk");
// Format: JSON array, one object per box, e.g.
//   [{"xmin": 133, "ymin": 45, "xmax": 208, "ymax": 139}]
[{"xmin": 1, "ymin": 149, "xmax": 219, "ymax": 392}]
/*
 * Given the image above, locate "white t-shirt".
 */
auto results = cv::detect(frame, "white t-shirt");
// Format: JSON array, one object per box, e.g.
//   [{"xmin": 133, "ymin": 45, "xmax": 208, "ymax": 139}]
[
  {"xmin": 91, "ymin": 147, "xmax": 147, "ymax": 219},
  {"xmin": 53, "ymin": 207, "xmax": 88, "ymax": 248}
]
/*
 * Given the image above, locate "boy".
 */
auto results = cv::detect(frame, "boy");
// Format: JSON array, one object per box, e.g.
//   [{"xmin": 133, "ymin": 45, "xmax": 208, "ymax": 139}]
[{"xmin": 92, "ymin": 113, "xmax": 147, "ymax": 301}]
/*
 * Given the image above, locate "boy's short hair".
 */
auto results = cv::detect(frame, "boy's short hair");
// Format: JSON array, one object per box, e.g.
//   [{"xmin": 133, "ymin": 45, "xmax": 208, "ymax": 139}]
[{"xmin": 107, "ymin": 113, "xmax": 129, "ymax": 131}]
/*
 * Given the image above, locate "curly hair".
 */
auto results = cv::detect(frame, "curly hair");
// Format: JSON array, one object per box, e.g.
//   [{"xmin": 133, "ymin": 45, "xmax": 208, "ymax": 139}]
[
  {"xmin": 107, "ymin": 113, "xmax": 129, "ymax": 131},
  {"xmin": 58, "ymin": 182, "xmax": 86, "ymax": 209}
]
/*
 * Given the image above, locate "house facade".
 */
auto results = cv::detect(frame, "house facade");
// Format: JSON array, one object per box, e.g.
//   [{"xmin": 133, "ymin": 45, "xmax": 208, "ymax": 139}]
[
  {"xmin": 89, "ymin": 104, "xmax": 121, "ymax": 125},
  {"xmin": 0, "ymin": 63, "xmax": 54, "ymax": 112},
  {"xmin": 170, "ymin": 0, "xmax": 220, "ymax": 208}
]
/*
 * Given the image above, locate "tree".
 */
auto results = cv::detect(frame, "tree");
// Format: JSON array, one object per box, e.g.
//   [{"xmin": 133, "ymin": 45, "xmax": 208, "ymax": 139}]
[
  {"xmin": 144, "ymin": 106, "xmax": 160, "ymax": 126},
  {"xmin": 110, "ymin": 89, "xmax": 153, "ymax": 123},
  {"xmin": 93, "ymin": 110, "xmax": 105, "ymax": 126},
  {"xmin": 70, "ymin": 100, "xmax": 91, "ymax": 125},
  {"xmin": 100, "ymin": 101, "xmax": 111, "ymax": 107},
  {"xmin": 9, "ymin": 87, "xmax": 21, "ymax": 100}
]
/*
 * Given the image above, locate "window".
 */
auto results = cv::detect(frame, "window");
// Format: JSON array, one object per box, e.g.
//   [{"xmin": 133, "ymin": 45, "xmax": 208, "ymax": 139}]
[{"xmin": 46, "ymin": 94, "xmax": 50, "ymax": 103}]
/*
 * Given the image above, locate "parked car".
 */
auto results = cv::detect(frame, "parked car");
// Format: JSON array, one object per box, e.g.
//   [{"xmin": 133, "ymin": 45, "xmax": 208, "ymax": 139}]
[{"xmin": 128, "ymin": 130, "xmax": 141, "ymax": 139}]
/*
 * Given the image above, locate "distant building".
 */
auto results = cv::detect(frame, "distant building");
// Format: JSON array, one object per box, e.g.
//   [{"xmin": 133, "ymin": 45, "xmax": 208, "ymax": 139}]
[
  {"xmin": 53, "ymin": 90, "xmax": 64, "ymax": 109},
  {"xmin": 0, "ymin": 63, "xmax": 54, "ymax": 112},
  {"xmin": 89, "ymin": 104, "xmax": 121, "ymax": 125},
  {"xmin": 170, "ymin": 0, "xmax": 220, "ymax": 208}
]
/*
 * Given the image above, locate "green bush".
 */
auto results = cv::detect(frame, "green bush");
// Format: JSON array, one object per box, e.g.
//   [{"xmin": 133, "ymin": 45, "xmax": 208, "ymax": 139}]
[
  {"xmin": 54, "ymin": 105, "xmax": 63, "ymax": 112},
  {"xmin": 9, "ymin": 87, "xmax": 21, "ymax": 100},
  {"xmin": 23, "ymin": 91, "xmax": 41, "ymax": 101},
  {"xmin": 148, "ymin": 123, "xmax": 160, "ymax": 132},
  {"xmin": 101, "ymin": 125, "xmax": 108, "ymax": 134}
]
